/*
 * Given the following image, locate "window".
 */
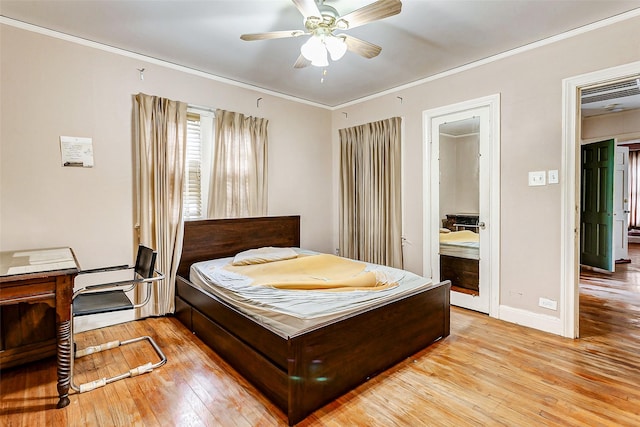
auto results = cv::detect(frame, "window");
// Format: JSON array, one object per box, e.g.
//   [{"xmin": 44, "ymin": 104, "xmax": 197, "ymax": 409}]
[{"xmin": 183, "ymin": 109, "xmax": 214, "ymax": 220}]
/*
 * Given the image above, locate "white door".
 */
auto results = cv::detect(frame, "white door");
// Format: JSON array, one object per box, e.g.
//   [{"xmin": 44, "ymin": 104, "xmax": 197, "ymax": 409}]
[
  {"xmin": 430, "ymin": 107, "xmax": 491, "ymax": 314},
  {"xmin": 614, "ymin": 145, "xmax": 630, "ymax": 262}
]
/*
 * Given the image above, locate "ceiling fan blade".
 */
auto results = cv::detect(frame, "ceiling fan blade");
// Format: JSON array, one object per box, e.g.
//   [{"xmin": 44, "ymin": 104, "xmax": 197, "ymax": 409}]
[
  {"xmin": 293, "ymin": 54, "xmax": 312, "ymax": 69},
  {"xmin": 339, "ymin": 0, "xmax": 402, "ymax": 29},
  {"xmin": 292, "ymin": 0, "xmax": 321, "ymax": 18},
  {"xmin": 344, "ymin": 35, "xmax": 382, "ymax": 59},
  {"xmin": 241, "ymin": 30, "xmax": 305, "ymax": 41}
]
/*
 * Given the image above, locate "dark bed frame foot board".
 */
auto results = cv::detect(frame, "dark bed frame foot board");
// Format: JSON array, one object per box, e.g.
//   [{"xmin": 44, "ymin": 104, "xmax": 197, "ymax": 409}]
[
  {"xmin": 284, "ymin": 282, "xmax": 451, "ymax": 424},
  {"xmin": 176, "ymin": 283, "xmax": 450, "ymax": 425},
  {"xmin": 440, "ymin": 254, "xmax": 479, "ymax": 292},
  {"xmin": 175, "ymin": 216, "xmax": 451, "ymax": 425}
]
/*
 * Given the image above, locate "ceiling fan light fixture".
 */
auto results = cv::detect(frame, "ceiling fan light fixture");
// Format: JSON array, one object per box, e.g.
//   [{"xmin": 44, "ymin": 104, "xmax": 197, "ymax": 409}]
[
  {"xmin": 311, "ymin": 52, "xmax": 329, "ymax": 67},
  {"xmin": 301, "ymin": 33, "xmax": 346, "ymax": 66},
  {"xmin": 301, "ymin": 36, "xmax": 330, "ymax": 66},
  {"xmin": 301, "ymin": 36, "xmax": 326, "ymax": 63},
  {"xmin": 325, "ymin": 35, "xmax": 347, "ymax": 61}
]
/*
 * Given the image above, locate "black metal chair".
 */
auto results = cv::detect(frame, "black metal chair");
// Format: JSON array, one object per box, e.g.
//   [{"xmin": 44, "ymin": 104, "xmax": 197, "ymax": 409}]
[{"xmin": 70, "ymin": 245, "xmax": 167, "ymax": 393}]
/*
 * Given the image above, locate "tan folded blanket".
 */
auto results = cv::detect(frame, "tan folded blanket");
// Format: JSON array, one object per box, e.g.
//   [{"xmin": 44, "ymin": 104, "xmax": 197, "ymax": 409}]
[
  {"xmin": 439, "ymin": 230, "xmax": 479, "ymax": 243},
  {"xmin": 224, "ymin": 253, "xmax": 396, "ymax": 291}
]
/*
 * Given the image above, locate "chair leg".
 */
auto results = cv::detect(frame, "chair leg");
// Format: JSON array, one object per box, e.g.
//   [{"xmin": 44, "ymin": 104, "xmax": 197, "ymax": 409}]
[
  {"xmin": 75, "ymin": 340, "xmax": 122, "ymax": 358},
  {"xmin": 70, "ymin": 335, "xmax": 167, "ymax": 393}
]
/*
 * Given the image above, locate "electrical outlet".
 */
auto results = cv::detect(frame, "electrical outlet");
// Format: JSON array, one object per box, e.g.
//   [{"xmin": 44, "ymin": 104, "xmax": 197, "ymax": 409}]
[
  {"xmin": 539, "ymin": 297, "xmax": 557, "ymax": 310},
  {"xmin": 528, "ymin": 171, "xmax": 546, "ymax": 186}
]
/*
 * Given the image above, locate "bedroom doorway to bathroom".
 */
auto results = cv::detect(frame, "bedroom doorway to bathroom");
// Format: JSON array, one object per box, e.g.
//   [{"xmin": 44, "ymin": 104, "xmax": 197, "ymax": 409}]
[{"xmin": 424, "ymin": 95, "xmax": 500, "ymax": 316}]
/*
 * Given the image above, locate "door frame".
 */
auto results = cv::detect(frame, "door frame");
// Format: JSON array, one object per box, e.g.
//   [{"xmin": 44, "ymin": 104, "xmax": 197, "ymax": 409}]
[
  {"xmin": 423, "ymin": 94, "xmax": 501, "ymax": 317},
  {"xmin": 561, "ymin": 60, "xmax": 640, "ymax": 338}
]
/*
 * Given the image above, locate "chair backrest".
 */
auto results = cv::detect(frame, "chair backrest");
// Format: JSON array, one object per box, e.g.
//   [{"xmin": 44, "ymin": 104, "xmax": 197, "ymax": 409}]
[{"xmin": 135, "ymin": 245, "xmax": 157, "ymax": 279}]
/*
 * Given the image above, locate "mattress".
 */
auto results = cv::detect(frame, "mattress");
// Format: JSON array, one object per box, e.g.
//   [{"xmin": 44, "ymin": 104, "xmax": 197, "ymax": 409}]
[
  {"xmin": 189, "ymin": 248, "xmax": 435, "ymax": 337},
  {"xmin": 440, "ymin": 230, "xmax": 479, "ymax": 260}
]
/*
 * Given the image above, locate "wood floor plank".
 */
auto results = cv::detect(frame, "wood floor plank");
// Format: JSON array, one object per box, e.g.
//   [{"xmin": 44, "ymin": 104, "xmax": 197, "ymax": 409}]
[{"xmin": 2, "ymin": 245, "xmax": 640, "ymax": 426}]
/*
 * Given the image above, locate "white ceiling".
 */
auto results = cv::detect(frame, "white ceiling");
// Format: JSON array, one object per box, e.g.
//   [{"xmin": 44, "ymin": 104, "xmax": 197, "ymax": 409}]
[{"xmin": 2, "ymin": 0, "xmax": 640, "ymax": 108}]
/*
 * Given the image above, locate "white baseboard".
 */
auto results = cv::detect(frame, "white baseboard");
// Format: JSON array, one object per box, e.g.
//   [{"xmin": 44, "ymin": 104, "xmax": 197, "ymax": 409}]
[
  {"xmin": 74, "ymin": 311, "xmax": 135, "ymax": 333},
  {"xmin": 498, "ymin": 304, "xmax": 564, "ymax": 336}
]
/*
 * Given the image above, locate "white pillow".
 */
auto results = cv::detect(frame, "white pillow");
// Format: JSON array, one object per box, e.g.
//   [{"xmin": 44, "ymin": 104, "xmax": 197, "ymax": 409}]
[
  {"xmin": 232, "ymin": 247, "xmax": 298, "ymax": 266},
  {"xmin": 439, "ymin": 228, "xmax": 451, "ymax": 234}
]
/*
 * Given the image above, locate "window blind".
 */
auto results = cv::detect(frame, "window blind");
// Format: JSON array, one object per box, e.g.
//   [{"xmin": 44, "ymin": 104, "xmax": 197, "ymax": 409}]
[{"xmin": 183, "ymin": 113, "xmax": 202, "ymax": 219}]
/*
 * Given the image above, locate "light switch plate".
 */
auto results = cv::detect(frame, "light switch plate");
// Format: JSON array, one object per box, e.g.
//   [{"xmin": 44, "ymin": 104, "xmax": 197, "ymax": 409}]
[
  {"xmin": 548, "ymin": 170, "xmax": 559, "ymax": 184},
  {"xmin": 528, "ymin": 171, "xmax": 546, "ymax": 186}
]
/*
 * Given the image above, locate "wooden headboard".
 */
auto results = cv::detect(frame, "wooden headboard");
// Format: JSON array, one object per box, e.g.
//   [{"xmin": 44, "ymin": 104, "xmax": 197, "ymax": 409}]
[{"xmin": 177, "ymin": 215, "xmax": 301, "ymax": 278}]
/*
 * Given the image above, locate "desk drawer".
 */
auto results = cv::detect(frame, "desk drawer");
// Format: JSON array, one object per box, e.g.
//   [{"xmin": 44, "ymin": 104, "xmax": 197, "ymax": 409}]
[
  {"xmin": 0, "ymin": 279, "xmax": 57, "ymax": 358},
  {"xmin": 0, "ymin": 280, "xmax": 56, "ymax": 305},
  {"xmin": 1, "ymin": 300, "xmax": 56, "ymax": 351}
]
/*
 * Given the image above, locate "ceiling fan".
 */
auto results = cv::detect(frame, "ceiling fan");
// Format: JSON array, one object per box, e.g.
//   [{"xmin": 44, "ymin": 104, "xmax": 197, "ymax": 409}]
[{"xmin": 240, "ymin": 0, "xmax": 402, "ymax": 68}]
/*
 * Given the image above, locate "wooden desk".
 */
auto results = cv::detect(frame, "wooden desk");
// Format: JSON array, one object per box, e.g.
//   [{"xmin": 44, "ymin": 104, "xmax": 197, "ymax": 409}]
[
  {"xmin": 0, "ymin": 247, "xmax": 78, "ymax": 409},
  {"xmin": 443, "ymin": 213, "xmax": 480, "ymax": 231}
]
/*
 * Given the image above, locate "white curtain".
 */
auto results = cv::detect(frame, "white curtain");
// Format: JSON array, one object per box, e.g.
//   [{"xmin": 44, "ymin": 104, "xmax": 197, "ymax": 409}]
[
  {"xmin": 339, "ymin": 117, "xmax": 403, "ymax": 268},
  {"xmin": 630, "ymin": 150, "xmax": 640, "ymax": 228},
  {"xmin": 134, "ymin": 93, "xmax": 187, "ymax": 317},
  {"xmin": 208, "ymin": 109, "xmax": 268, "ymax": 218}
]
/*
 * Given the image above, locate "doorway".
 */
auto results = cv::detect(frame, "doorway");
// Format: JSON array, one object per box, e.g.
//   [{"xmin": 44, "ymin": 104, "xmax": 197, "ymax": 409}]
[
  {"xmin": 580, "ymin": 139, "xmax": 615, "ymax": 272},
  {"xmin": 562, "ymin": 61, "xmax": 640, "ymax": 338},
  {"xmin": 424, "ymin": 94, "xmax": 500, "ymax": 316},
  {"xmin": 579, "ymin": 139, "xmax": 631, "ymax": 273}
]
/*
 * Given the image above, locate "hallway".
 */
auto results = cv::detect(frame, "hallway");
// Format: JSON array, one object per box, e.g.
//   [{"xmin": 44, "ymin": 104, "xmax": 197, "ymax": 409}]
[{"xmin": 580, "ymin": 243, "xmax": 640, "ymax": 341}]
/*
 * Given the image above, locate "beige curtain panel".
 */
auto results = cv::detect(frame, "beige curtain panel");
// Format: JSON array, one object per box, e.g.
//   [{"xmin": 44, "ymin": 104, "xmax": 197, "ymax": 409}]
[
  {"xmin": 208, "ymin": 109, "xmax": 268, "ymax": 219},
  {"xmin": 339, "ymin": 116, "xmax": 403, "ymax": 269},
  {"xmin": 134, "ymin": 93, "xmax": 187, "ymax": 317}
]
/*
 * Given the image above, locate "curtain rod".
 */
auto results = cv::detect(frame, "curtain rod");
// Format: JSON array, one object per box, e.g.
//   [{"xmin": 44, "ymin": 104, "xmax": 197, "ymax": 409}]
[{"xmin": 188, "ymin": 104, "xmax": 216, "ymax": 113}]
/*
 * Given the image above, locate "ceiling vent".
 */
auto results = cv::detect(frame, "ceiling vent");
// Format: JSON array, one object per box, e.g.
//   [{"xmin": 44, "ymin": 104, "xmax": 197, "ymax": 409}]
[{"xmin": 581, "ymin": 79, "xmax": 640, "ymax": 104}]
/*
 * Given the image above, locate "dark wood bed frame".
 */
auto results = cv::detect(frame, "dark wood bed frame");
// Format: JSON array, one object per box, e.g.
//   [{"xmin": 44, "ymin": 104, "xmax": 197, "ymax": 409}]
[
  {"xmin": 440, "ymin": 254, "xmax": 479, "ymax": 292},
  {"xmin": 441, "ymin": 216, "xmax": 480, "ymax": 293},
  {"xmin": 174, "ymin": 216, "xmax": 451, "ymax": 425}
]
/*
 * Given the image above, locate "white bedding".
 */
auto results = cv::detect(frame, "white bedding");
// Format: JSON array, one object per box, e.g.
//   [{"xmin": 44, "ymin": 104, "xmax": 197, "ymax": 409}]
[
  {"xmin": 439, "ymin": 230, "xmax": 479, "ymax": 260},
  {"xmin": 189, "ymin": 248, "xmax": 434, "ymax": 337}
]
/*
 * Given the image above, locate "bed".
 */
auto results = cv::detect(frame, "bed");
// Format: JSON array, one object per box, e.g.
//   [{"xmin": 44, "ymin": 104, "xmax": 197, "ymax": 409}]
[
  {"xmin": 174, "ymin": 216, "xmax": 450, "ymax": 425},
  {"xmin": 439, "ymin": 229, "xmax": 479, "ymax": 292}
]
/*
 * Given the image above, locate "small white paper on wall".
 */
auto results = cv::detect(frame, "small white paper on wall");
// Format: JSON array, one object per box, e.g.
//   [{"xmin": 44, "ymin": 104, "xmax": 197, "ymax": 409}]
[{"xmin": 60, "ymin": 136, "xmax": 94, "ymax": 167}]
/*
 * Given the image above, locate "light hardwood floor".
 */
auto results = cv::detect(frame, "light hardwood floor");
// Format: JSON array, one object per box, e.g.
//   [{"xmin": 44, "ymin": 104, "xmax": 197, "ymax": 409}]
[{"xmin": 2, "ymin": 247, "xmax": 640, "ymax": 426}]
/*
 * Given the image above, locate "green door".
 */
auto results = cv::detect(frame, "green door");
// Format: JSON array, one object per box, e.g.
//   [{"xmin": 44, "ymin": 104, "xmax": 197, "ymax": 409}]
[{"xmin": 580, "ymin": 139, "xmax": 614, "ymax": 271}]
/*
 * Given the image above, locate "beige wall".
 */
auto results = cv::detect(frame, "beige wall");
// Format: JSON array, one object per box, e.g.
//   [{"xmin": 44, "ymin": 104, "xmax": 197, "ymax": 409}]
[
  {"xmin": 0, "ymin": 25, "xmax": 333, "ymax": 269},
  {"xmin": 582, "ymin": 109, "xmax": 640, "ymax": 142},
  {"xmin": 331, "ymin": 15, "xmax": 640, "ymax": 322}
]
